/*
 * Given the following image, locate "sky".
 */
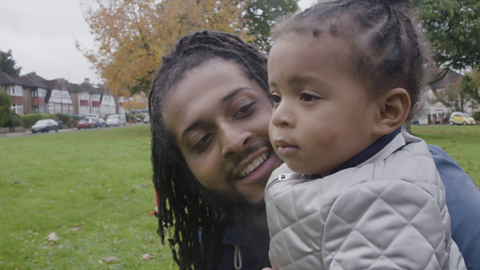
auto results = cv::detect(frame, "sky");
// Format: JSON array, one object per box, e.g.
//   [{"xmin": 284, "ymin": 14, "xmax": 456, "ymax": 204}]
[{"xmin": 0, "ymin": 0, "xmax": 317, "ymax": 85}]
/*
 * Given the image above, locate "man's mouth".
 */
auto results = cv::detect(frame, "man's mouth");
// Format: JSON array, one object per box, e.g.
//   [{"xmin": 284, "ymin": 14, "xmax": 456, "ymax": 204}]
[{"xmin": 238, "ymin": 152, "xmax": 270, "ymax": 179}]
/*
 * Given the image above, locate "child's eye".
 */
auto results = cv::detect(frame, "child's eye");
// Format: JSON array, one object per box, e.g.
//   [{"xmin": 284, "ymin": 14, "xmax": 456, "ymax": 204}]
[
  {"xmin": 233, "ymin": 102, "xmax": 256, "ymax": 119},
  {"xmin": 192, "ymin": 133, "xmax": 212, "ymax": 153},
  {"xmin": 271, "ymin": 93, "xmax": 282, "ymax": 104},
  {"xmin": 299, "ymin": 93, "xmax": 320, "ymax": 102}
]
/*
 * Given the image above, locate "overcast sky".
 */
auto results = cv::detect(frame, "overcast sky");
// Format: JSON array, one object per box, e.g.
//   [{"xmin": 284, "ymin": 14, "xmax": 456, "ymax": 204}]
[{"xmin": 0, "ymin": 0, "xmax": 317, "ymax": 85}]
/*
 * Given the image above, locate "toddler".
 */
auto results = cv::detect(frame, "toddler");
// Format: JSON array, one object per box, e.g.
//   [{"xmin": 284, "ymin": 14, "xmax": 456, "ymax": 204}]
[{"xmin": 265, "ymin": 0, "xmax": 466, "ymax": 269}]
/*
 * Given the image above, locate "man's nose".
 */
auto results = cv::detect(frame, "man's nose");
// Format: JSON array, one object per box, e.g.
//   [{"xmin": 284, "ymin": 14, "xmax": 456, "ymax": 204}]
[
  {"xmin": 271, "ymin": 102, "xmax": 295, "ymax": 128},
  {"xmin": 220, "ymin": 122, "xmax": 251, "ymax": 158}
]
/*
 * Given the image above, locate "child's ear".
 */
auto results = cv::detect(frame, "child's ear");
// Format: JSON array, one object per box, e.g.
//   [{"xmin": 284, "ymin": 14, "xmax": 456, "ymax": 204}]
[{"xmin": 373, "ymin": 88, "xmax": 411, "ymax": 136}]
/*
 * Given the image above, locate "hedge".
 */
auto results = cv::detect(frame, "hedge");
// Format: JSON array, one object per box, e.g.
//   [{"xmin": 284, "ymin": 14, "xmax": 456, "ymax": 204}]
[
  {"xmin": 20, "ymin": 114, "xmax": 55, "ymax": 128},
  {"xmin": 55, "ymin": 113, "xmax": 71, "ymax": 128},
  {"xmin": 473, "ymin": 111, "xmax": 480, "ymax": 121}
]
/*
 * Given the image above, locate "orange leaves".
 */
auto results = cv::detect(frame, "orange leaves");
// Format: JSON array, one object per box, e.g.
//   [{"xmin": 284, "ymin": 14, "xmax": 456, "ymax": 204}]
[{"xmin": 78, "ymin": 0, "xmax": 248, "ymax": 96}]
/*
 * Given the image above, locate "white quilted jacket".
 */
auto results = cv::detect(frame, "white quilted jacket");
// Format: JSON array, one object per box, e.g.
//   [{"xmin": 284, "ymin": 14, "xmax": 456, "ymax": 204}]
[{"xmin": 265, "ymin": 131, "xmax": 466, "ymax": 270}]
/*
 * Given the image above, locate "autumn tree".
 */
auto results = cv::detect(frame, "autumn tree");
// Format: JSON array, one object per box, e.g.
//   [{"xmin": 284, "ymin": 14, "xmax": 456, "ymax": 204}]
[
  {"xmin": 414, "ymin": 0, "xmax": 480, "ymax": 83},
  {"xmin": 461, "ymin": 70, "xmax": 480, "ymax": 109},
  {"xmin": 78, "ymin": 0, "xmax": 247, "ymax": 96},
  {"xmin": 0, "ymin": 50, "xmax": 21, "ymax": 77},
  {"xmin": 243, "ymin": 0, "xmax": 299, "ymax": 52}
]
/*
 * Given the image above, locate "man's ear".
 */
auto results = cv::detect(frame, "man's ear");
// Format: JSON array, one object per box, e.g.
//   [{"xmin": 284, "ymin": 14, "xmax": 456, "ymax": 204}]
[{"xmin": 373, "ymin": 88, "xmax": 411, "ymax": 136}]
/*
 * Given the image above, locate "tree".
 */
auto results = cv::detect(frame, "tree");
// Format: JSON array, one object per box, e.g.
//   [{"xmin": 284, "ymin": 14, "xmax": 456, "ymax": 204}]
[
  {"xmin": 414, "ymin": 0, "xmax": 480, "ymax": 83},
  {"xmin": 78, "ymin": 0, "xmax": 248, "ymax": 96},
  {"xmin": 432, "ymin": 80, "xmax": 467, "ymax": 112},
  {"xmin": 0, "ymin": 50, "xmax": 22, "ymax": 77},
  {"xmin": 0, "ymin": 90, "xmax": 13, "ymax": 127},
  {"xmin": 243, "ymin": 0, "xmax": 299, "ymax": 53},
  {"xmin": 461, "ymin": 70, "xmax": 480, "ymax": 110}
]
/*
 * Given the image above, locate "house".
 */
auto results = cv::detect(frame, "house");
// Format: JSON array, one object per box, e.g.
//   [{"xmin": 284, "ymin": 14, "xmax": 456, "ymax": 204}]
[
  {"xmin": 415, "ymin": 70, "xmax": 463, "ymax": 124},
  {"xmin": 17, "ymin": 72, "xmax": 49, "ymax": 114},
  {"xmin": 68, "ymin": 78, "xmax": 115, "ymax": 117},
  {"xmin": 100, "ymin": 89, "xmax": 116, "ymax": 117},
  {"xmin": 43, "ymin": 79, "xmax": 74, "ymax": 114},
  {"xmin": 0, "ymin": 72, "xmax": 25, "ymax": 115}
]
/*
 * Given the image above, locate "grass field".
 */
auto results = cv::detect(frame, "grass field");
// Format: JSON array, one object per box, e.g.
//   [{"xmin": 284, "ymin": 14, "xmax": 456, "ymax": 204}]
[
  {"xmin": 1, "ymin": 124, "xmax": 479, "ymax": 269},
  {"xmin": 411, "ymin": 125, "xmax": 480, "ymax": 187},
  {"xmin": 0, "ymin": 125, "xmax": 174, "ymax": 269}
]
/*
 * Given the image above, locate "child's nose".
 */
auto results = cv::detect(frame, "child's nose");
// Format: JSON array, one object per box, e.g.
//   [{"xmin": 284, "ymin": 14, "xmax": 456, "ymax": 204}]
[{"xmin": 271, "ymin": 103, "xmax": 295, "ymax": 128}]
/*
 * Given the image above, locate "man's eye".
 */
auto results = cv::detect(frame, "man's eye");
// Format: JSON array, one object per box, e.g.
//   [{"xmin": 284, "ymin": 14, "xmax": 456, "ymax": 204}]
[
  {"xmin": 300, "ymin": 93, "xmax": 319, "ymax": 102},
  {"xmin": 192, "ymin": 134, "xmax": 212, "ymax": 153},
  {"xmin": 233, "ymin": 102, "xmax": 256, "ymax": 119},
  {"xmin": 271, "ymin": 94, "xmax": 281, "ymax": 104}
]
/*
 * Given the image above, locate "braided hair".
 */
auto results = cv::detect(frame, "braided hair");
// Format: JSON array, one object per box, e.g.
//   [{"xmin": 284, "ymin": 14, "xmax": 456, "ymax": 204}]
[
  {"xmin": 272, "ymin": 0, "xmax": 431, "ymax": 118},
  {"xmin": 148, "ymin": 31, "xmax": 270, "ymax": 270}
]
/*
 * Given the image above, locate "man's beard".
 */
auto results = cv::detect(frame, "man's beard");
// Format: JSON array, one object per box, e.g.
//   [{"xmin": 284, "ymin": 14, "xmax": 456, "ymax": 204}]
[{"xmin": 199, "ymin": 184, "xmax": 269, "ymax": 242}]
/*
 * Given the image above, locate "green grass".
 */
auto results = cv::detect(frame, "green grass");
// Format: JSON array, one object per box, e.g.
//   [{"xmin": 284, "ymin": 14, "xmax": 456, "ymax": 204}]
[
  {"xmin": 0, "ymin": 125, "xmax": 176, "ymax": 269},
  {"xmin": 1, "ymin": 125, "xmax": 479, "ymax": 269},
  {"xmin": 412, "ymin": 125, "xmax": 480, "ymax": 187}
]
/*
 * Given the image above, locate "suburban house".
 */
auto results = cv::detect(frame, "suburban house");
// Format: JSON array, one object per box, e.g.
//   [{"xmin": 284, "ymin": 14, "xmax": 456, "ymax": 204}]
[
  {"xmin": 100, "ymin": 89, "xmax": 117, "ymax": 116},
  {"xmin": 0, "ymin": 72, "xmax": 25, "ymax": 115},
  {"xmin": 68, "ymin": 79, "xmax": 115, "ymax": 117},
  {"xmin": 18, "ymin": 72, "xmax": 50, "ymax": 114},
  {"xmin": 43, "ymin": 79, "xmax": 74, "ymax": 114},
  {"xmin": 415, "ymin": 70, "xmax": 463, "ymax": 124}
]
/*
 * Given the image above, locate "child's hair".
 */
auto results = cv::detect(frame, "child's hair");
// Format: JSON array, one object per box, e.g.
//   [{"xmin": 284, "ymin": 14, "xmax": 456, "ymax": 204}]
[
  {"xmin": 273, "ymin": 0, "xmax": 430, "ymax": 116},
  {"xmin": 148, "ymin": 30, "xmax": 270, "ymax": 270}
]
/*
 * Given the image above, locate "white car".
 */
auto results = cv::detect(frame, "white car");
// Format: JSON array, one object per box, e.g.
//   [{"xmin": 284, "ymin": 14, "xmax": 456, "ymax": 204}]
[{"xmin": 106, "ymin": 114, "xmax": 126, "ymax": 127}]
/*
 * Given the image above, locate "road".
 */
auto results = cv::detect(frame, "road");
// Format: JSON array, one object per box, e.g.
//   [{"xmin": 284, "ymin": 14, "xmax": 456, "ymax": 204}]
[{"xmin": 0, "ymin": 125, "xmax": 139, "ymax": 138}]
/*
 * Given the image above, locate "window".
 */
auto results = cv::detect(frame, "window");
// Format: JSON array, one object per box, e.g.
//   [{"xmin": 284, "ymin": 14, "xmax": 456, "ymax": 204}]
[
  {"xmin": 7, "ymin": 85, "xmax": 23, "ymax": 96},
  {"xmin": 12, "ymin": 104, "xmax": 24, "ymax": 115}
]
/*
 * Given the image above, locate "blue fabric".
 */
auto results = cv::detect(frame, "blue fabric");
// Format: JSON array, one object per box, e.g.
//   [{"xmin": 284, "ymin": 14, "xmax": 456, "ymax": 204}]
[
  {"xmin": 217, "ymin": 224, "xmax": 270, "ymax": 270},
  {"xmin": 217, "ymin": 145, "xmax": 480, "ymax": 270},
  {"xmin": 429, "ymin": 145, "xmax": 480, "ymax": 270},
  {"xmin": 330, "ymin": 128, "xmax": 401, "ymax": 174}
]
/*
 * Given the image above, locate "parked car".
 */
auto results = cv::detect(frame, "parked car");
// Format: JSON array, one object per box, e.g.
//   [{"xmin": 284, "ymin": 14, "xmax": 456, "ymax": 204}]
[
  {"xmin": 94, "ymin": 118, "xmax": 107, "ymax": 128},
  {"xmin": 106, "ymin": 114, "xmax": 126, "ymax": 127},
  {"xmin": 449, "ymin": 112, "xmax": 475, "ymax": 125},
  {"xmin": 31, "ymin": 119, "xmax": 59, "ymax": 133},
  {"xmin": 77, "ymin": 118, "xmax": 95, "ymax": 129},
  {"xmin": 144, "ymin": 115, "xmax": 150, "ymax": 124},
  {"xmin": 410, "ymin": 118, "xmax": 419, "ymax": 125}
]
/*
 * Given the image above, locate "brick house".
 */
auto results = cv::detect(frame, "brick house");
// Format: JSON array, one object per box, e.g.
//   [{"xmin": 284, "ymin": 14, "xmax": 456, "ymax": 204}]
[
  {"xmin": 17, "ymin": 72, "xmax": 49, "ymax": 114},
  {"xmin": 0, "ymin": 72, "xmax": 25, "ymax": 115}
]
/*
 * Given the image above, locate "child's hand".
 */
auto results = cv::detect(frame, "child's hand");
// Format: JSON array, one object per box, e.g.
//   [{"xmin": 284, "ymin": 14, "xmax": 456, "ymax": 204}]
[{"xmin": 262, "ymin": 268, "xmax": 273, "ymax": 270}]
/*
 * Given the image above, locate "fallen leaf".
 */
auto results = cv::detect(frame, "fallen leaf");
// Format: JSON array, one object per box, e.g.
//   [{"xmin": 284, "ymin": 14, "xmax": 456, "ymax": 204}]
[
  {"xmin": 69, "ymin": 227, "xmax": 82, "ymax": 231},
  {"xmin": 98, "ymin": 260, "xmax": 104, "ymax": 265},
  {"xmin": 141, "ymin": 253, "xmax": 154, "ymax": 260},
  {"xmin": 45, "ymin": 232, "xmax": 59, "ymax": 242},
  {"xmin": 8, "ymin": 194, "xmax": 20, "ymax": 199},
  {"xmin": 105, "ymin": 256, "xmax": 118, "ymax": 263}
]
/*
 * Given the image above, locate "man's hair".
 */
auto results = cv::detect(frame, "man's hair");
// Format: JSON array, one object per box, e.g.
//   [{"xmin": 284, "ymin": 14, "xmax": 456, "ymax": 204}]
[
  {"xmin": 273, "ymin": 0, "xmax": 430, "ymax": 117},
  {"xmin": 148, "ymin": 30, "xmax": 270, "ymax": 270}
]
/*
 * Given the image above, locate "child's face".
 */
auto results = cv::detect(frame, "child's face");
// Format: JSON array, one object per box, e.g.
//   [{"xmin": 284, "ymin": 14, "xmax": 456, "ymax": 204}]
[{"xmin": 268, "ymin": 33, "xmax": 382, "ymax": 176}]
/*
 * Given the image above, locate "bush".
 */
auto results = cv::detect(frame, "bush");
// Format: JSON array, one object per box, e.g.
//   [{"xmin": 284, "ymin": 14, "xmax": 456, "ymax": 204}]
[
  {"xmin": 0, "ymin": 90, "xmax": 12, "ymax": 127},
  {"xmin": 10, "ymin": 114, "xmax": 23, "ymax": 127},
  {"xmin": 20, "ymin": 114, "xmax": 55, "ymax": 128},
  {"xmin": 474, "ymin": 111, "xmax": 480, "ymax": 121},
  {"xmin": 55, "ymin": 113, "xmax": 71, "ymax": 128}
]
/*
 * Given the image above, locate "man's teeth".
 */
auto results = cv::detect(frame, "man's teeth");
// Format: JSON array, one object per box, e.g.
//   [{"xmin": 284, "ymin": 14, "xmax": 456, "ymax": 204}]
[{"xmin": 239, "ymin": 153, "xmax": 269, "ymax": 178}]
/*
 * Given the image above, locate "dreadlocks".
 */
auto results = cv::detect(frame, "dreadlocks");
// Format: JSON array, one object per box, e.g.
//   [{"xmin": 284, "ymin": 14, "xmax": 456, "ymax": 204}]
[
  {"xmin": 272, "ymin": 0, "xmax": 431, "ymax": 118},
  {"xmin": 148, "ymin": 31, "xmax": 270, "ymax": 270}
]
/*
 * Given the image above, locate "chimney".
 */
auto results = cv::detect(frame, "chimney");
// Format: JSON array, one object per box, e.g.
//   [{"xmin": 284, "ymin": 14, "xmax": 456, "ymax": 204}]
[{"xmin": 84, "ymin": 78, "xmax": 90, "ymax": 84}]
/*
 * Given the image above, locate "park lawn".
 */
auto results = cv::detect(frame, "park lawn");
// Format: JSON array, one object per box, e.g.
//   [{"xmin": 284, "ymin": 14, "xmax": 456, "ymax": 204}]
[
  {"xmin": 0, "ymin": 125, "xmax": 479, "ymax": 269},
  {"xmin": 411, "ymin": 125, "xmax": 480, "ymax": 187},
  {"xmin": 0, "ymin": 125, "xmax": 175, "ymax": 269}
]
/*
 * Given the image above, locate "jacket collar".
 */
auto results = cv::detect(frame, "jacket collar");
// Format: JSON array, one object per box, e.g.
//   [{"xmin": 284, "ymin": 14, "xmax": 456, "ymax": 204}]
[{"xmin": 330, "ymin": 128, "xmax": 404, "ymax": 174}]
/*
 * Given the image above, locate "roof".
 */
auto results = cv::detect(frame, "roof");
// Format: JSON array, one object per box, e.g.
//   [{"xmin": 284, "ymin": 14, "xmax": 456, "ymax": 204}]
[
  {"xmin": 67, "ymin": 82, "xmax": 105, "ymax": 94},
  {"xmin": 429, "ymin": 69, "xmax": 462, "ymax": 90},
  {"xmin": 18, "ymin": 72, "xmax": 49, "ymax": 89},
  {"xmin": 0, "ymin": 72, "xmax": 23, "ymax": 85}
]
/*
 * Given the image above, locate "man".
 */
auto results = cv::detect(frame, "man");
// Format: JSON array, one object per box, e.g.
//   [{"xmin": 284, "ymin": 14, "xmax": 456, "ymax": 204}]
[{"xmin": 148, "ymin": 31, "xmax": 480, "ymax": 270}]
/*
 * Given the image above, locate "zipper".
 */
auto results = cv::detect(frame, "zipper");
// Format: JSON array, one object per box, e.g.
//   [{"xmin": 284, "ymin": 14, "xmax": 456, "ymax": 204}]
[{"xmin": 265, "ymin": 173, "xmax": 320, "ymax": 196}]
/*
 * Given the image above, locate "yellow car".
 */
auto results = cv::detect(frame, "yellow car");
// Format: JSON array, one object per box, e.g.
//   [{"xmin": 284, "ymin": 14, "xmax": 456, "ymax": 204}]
[{"xmin": 449, "ymin": 112, "xmax": 475, "ymax": 125}]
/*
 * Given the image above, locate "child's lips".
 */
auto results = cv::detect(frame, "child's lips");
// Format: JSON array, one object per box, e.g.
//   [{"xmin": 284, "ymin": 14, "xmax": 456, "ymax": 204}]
[{"xmin": 275, "ymin": 139, "xmax": 299, "ymax": 155}]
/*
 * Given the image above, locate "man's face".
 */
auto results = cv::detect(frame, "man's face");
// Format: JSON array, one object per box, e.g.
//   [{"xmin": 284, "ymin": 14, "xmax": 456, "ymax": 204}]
[
  {"xmin": 163, "ymin": 59, "xmax": 283, "ymax": 204},
  {"xmin": 268, "ymin": 33, "xmax": 380, "ymax": 176}
]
